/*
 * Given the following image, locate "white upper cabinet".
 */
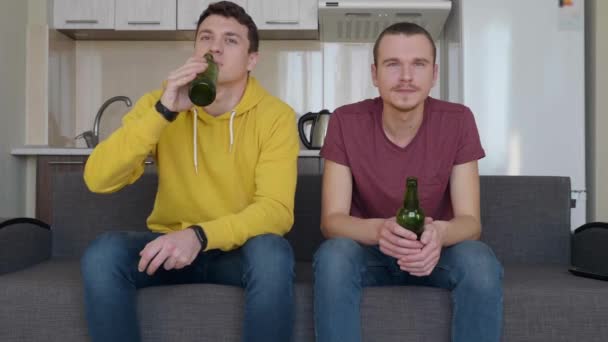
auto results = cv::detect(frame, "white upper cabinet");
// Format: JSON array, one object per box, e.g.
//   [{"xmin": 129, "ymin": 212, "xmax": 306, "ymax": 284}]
[
  {"xmin": 248, "ymin": 0, "xmax": 317, "ymax": 30},
  {"xmin": 177, "ymin": 0, "xmax": 248, "ymax": 30},
  {"xmin": 115, "ymin": 0, "xmax": 177, "ymax": 31},
  {"xmin": 51, "ymin": 0, "xmax": 318, "ymax": 38},
  {"xmin": 53, "ymin": 0, "xmax": 114, "ymax": 29}
]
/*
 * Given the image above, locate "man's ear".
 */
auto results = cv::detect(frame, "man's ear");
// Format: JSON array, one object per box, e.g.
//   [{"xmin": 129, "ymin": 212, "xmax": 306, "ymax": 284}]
[
  {"xmin": 371, "ymin": 63, "xmax": 379, "ymax": 88},
  {"xmin": 247, "ymin": 52, "xmax": 259, "ymax": 72},
  {"xmin": 432, "ymin": 63, "xmax": 439, "ymax": 87}
]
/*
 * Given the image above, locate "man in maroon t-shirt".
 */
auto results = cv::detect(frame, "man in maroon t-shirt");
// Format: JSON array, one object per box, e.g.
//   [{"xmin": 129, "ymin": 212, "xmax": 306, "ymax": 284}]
[{"xmin": 314, "ymin": 23, "xmax": 503, "ymax": 342}]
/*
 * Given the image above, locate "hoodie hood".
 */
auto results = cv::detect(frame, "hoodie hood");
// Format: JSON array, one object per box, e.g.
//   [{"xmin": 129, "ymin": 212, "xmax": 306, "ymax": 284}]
[{"xmin": 190, "ymin": 76, "xmax": 268, "ymax": 173}]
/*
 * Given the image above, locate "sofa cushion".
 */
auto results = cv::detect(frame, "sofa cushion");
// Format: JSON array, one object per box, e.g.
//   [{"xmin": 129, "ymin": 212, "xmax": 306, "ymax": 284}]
[
  {"xmin": 3, "ymin": 260, "xmax": 607, "ymax": 342},
  {"xmin": 0, "ymin": 259, "xmax": 89, "ymax": 341},
  {"xmin": 503, "ymin": 263, "xmax": 608, "ymax": 342}
]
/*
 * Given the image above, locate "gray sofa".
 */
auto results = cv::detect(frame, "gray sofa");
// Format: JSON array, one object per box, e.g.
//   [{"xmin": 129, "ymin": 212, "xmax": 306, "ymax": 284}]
[{"xmin": 1, "ymin": 172, "xmax": 607, "ymax": 341}]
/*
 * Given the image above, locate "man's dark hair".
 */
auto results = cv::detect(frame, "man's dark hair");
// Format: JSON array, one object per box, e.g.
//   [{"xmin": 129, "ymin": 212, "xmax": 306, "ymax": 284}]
[
  {"xmin": 373, "ymin": 22, "xmax": 436, "ymax": 65},
  {"xmin": 196, "ymin": 1, "xmax": 259, "ymax": 53}
]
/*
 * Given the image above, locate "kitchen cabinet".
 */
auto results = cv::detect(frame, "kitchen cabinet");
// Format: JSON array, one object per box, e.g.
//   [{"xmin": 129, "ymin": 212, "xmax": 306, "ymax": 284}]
[
  {"xmin": 248, "ymin": 0, "xmax": 317, "ymax": 30},
  {"xmin": 52, "ymin": 0, "xmax": 114, "ymax": 29},
  {"xmin": 36, "ymin": 155, "xmax": 156, "ymax": 225},
  {"xmin": 52, "ymin": 0, "xmax": 317, "ymax": 40},
  {"xmin": 36, "ymin": 156, "xmax": 88, "ymax": 224},
  {"xmin": 177, "ymin": 0, "xmax": 248, "ymax": 30},
  {"xmin": 115, "ymin": 0, "xmax": 176, "ymax": 31}
]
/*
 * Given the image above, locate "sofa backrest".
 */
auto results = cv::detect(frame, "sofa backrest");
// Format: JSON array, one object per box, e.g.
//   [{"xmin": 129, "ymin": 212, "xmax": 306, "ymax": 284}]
[
  {"xmin": 479, "ymin": 176, "xmax": 571, "ymax": 265},
  {"xmin": 51, "ymin": 172, "xmax": 571, "ymax": 265},
  {"xmin": 51, "ymin": 171, "xmax": 156, "ymax": 258}
]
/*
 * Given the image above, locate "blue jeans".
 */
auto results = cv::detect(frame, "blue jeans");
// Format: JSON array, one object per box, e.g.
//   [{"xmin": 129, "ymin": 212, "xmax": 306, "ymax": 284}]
[
  {"xmin": 81, "ymin": 231, "xmax": 295, "ymax": 342},
  {"xmin": 313, "ymin": 238, "xmax": 503, "ymax": 342}
]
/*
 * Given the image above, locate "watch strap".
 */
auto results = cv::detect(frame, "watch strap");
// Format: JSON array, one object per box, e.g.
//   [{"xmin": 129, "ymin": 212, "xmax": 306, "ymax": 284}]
[
  {"xmin": 155, "ymin": 100, "xmax": 179, "ymax": 122},
  {"xmin": 190, "ymin": 225, "xmax": 208, "ymax": 251}
]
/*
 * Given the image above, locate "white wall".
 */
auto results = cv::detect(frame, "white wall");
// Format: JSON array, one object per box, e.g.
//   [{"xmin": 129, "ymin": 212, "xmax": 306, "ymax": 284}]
[
  {"xmin": 0, "ymin": 0, "xmax": 28, "ymax": 217},
  {"xmin": 586, "ymin": 0, "xmax": 608, "ymax": 221}
]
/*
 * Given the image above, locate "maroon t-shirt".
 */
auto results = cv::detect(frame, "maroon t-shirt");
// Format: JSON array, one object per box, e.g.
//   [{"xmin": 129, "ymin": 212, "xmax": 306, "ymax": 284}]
[{"xmin": 320, "ymin": 97, "xmax": 485, "ymax": 221}]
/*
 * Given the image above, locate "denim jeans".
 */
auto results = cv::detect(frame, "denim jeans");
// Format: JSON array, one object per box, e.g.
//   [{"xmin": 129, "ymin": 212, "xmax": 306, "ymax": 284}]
[
  {"xmin": 81, "ymin": 231, "xmax": 295, "ymax": 342},
  {"xmin": 313, "ymin": 238, "xmax": 504, "ymax": 342}
]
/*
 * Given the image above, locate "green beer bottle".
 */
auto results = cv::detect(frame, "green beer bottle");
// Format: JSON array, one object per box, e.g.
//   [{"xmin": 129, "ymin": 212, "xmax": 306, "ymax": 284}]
[
  {"xmin": 396, "ymin": 177, "xmax": 425, "ymax": 239},
  {"xmin": 188, "ymin": 53, "xmax": 218, "ymax": 106}
]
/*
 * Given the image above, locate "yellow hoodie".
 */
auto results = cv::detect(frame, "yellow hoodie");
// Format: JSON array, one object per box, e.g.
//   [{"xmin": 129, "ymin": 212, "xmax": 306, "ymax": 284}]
[{"xmin": 84, "ymin": 77, "xmax": 299, "ymax": 251}]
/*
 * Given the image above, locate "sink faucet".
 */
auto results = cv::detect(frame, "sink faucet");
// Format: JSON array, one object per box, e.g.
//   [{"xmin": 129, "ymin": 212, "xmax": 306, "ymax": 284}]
[
  {"xmin": 93, "ymin": 96, "xmax": 132, "ymax": 143},
  {"xmin": 77, "ymin": 96, "xmax": 132, "ymax": 148}
]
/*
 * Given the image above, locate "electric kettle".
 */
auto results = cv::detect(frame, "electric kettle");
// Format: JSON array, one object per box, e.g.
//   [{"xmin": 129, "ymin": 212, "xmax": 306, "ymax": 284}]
[{"xmin": 298, "ymin": 109, "xmax": 331, "ymax": 150}]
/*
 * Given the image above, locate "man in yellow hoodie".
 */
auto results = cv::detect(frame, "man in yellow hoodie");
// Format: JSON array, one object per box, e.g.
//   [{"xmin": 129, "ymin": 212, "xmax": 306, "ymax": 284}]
[{"xmin": 80, "ymin": 2, "xmax": 299, "ymax": 342}]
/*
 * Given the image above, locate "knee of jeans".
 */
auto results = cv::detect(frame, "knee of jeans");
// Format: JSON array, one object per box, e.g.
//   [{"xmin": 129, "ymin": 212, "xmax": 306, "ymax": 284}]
[
  {"xmin": 80, "ymin": 232, "xmax": 131, "ymax": 281},
  {"xmin": 313, "ymin": 238, "xmax": 364, "ymax": 279},
  {"xmin": 453, "ymin": 240, "xmax": 504, "ymax": 292},
  {"xmin": 242, "ymin": 234, "xmax": 294, "ymax": 280}
]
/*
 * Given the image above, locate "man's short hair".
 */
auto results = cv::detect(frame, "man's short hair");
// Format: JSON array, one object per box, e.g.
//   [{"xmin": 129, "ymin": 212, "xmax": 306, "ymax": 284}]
[
  {"xmin": 196, "ymin": 1, "xmax": 259, "ymax": 53},
  {"xmin": 373, "ymin": 22, "xmax": 436, "ymax": 65}
]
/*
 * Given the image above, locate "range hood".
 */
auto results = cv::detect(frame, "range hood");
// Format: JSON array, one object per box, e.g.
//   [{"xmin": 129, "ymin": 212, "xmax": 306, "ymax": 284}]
[{"xmin": 318, "ymin": 0, "xmax": 452, "ymax": 42}]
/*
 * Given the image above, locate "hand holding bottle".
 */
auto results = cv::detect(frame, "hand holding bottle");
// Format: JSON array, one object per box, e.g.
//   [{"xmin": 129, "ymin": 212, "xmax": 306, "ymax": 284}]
[
  {"xmin": 378, "ymin": 217, "xmax": 424, "ymax": 259},
  {"xmin": 397, "ymin": 217, "xmax": 448, "ymax": 277},
  {"xmin": 160, "ymin": 55, "xmax": 209, "ymax": 112}
]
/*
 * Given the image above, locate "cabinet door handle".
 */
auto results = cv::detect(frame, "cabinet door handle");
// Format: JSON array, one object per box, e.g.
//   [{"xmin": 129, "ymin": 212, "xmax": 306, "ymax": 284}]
[
  {"xmin": 65, "ymin": 19, "xmax": 99, "ymax": 24},
  {"xmin": 48, "ymin": 161, "xmax": 85, "ymax": 165},
  {"xmin": 127, "ymin": 21, "xmax": 162, "ymax": 25},
  {"xmin": 395, "ymin": 13, "xmax": 422, "ymax": 18},
  {"xmin": 144, "ymin": 160, "xmax": 154, "ymax": 165},
  {"xmin": 265, "ymin": 20, "xmax": 299, "ymax": 25},
  {"xmin": 345, "ymin": 13, "xmax": 372, "ymax": 17}
]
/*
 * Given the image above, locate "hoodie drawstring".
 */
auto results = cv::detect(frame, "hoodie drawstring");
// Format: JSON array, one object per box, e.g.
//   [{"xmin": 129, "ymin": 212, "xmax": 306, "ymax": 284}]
[
  {"xmin": 192, "ymin": 107, "xmax": 198, "ymax": 175},
  {"xmin": 191, "ymin": 108, "xmax": 237, "ymax": 174},
  {"xmin": 229, "ymin": 110, "xmax": 236, "ymax": 152}
]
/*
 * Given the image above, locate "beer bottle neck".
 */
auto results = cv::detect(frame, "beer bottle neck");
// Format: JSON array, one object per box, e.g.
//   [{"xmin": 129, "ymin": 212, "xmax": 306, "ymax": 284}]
[{"xmin": 404, "ymin": 184, "xmax": 419, "ymax": 210}]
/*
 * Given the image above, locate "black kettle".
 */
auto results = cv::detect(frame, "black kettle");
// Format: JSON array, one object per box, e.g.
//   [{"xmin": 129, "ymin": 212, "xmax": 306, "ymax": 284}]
[{"xmin": 298, "ymin": 109, "xmax": 331, "ymax": 150}]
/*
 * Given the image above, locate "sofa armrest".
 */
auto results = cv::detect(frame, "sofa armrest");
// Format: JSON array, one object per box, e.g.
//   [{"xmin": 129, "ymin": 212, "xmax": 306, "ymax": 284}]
[{"xmin": 0, "ymin": 217, "xmax": 52, "ymax": 275}]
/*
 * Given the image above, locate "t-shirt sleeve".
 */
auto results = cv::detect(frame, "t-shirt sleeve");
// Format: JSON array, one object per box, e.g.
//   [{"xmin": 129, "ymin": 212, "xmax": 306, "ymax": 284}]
[
  {"xmin": 320, "ymin": 109, "xmax": 350, "ymax": 167},
  {"xmin": 454, "ymin": 107, "xmax": 486, "ymax": 165}
]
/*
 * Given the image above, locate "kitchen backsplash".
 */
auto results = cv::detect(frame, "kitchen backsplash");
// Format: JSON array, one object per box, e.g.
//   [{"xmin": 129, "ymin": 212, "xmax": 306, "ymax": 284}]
[{"xmin": 46, "ymin": 33, "xmax": 440, "ymax": 146}]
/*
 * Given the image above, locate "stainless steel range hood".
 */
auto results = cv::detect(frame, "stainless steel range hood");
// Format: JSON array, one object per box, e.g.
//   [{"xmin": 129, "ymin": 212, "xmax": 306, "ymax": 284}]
[{"xmin": 318, "ymin": 0, "xmax": 452, "ymax": 42}]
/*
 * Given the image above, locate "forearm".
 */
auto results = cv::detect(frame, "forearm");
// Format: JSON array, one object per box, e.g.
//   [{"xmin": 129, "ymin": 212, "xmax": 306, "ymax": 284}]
[
  {"xmin": 321, "ymin": 213, "xmax": 384, "ymax": 245},
  {"xmin": 440, "ymin": 215, "xmax": 481, "ymax": 247},
  {"xmin": 200, "ymin": 197, "xmax": 293, "ymax": 251},
  {"xmin": 84, "ymin": 95, "xmax": 167, "ymax": 193}
]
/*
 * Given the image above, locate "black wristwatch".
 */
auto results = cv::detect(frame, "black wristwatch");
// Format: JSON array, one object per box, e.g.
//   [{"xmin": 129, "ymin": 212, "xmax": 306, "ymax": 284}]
[
  {"xmin": 155, "ymin": 100, "xmax": 179, "ymax": 122},
  {"xmin": 189, "ymin": 225, "xmax": 208, "ymax": 251}
]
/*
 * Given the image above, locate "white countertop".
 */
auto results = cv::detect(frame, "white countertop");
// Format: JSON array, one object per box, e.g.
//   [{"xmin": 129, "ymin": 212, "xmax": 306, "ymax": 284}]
[
  {"xmin": 12, "ymin": 145, "xmax": 321, "ymax": 157},
  {"xmin": 11, "ymin": 146, "xmax": 94, "ymax": 156}
]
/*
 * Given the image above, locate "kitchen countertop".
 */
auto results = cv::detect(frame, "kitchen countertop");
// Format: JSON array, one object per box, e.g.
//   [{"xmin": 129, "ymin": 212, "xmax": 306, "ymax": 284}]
[
  {"xmin": 11, "ymin": 146, "xmax": 94, "ymax": 156},
  {"xmin": 12, "ymin": 145, "xmax": 321, "ymax": 157}
]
